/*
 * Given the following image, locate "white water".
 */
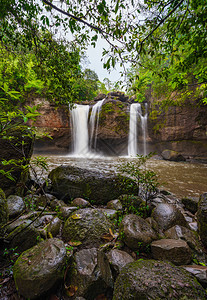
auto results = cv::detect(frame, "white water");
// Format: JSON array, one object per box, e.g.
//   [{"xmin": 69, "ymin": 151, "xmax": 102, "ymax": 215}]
[
  {"xmin": 128, "ymin": 103, "xmax": 148, "ymax": 157},
  {"xmin": 89, "ymin": 99, "xmax": 105, "ymax": 150},
  {"xmin": 71, "ymin": 104, "xmax": 90, "ymax": 155}
]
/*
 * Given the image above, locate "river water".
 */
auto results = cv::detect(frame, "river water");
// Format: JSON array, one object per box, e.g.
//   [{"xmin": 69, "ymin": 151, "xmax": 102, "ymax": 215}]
[{"xmin": 33, "ymin": 154, "xmax": 207, "ymax": 199}]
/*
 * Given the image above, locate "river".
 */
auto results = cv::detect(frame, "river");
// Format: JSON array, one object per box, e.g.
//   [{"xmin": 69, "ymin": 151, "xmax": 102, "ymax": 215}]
[{"xmin": 32, "ymin": 154, "xmax": 207, "ymax": 199}]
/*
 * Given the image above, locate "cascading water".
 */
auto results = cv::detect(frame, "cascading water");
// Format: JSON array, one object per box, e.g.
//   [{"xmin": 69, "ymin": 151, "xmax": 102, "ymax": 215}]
[
  {"xmin": 128, "ymin": 103, "xmax": 148, "ymax": 156},
  {"xmin": 71, "ymin": 104, "xmax": 90, "ymax": 156},
  {"xmin": 89, "ymin": 99, "xmax": 105, "ymax": 150}
]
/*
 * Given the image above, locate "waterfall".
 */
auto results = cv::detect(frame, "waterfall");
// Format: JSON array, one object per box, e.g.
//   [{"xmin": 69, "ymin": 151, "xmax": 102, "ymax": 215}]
[
  {"xmin": 89, "ymin": 99, "xmax": 105, "ymax": 150},
  {"xmin": 71, "ymin": 104, "xmax": 90, "ymax": 155},
  {"xmin": 128, "ymin": 103, "xmax": 148, "ymax": 157}
]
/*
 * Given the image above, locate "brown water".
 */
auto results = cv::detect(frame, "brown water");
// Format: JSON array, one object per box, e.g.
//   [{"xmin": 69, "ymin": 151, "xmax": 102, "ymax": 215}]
[{"xmin": 33, "ymin": 155, "xmax": 207, "ymax": 199}]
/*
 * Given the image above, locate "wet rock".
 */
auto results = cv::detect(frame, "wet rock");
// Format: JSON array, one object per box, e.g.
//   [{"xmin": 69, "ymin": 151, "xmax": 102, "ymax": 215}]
[
  {"xmin": 106, "ymin": 249, "xmax": 134, "ymax": 277},
  {"xmin": 113, "ymin": 259, "xmax": 207, "ymax": 299},
  {"xmin": 65, "ymin": 248, "xmax": 113, "ymax": 299},
  {"xmin": 0, "ymin": 189, "xmax": 8, "ymax": 237},
  {"xmin": 120, "ymin": 214, "xmax": 157, "ymax": 250},
  {"xmin": 161, "ymin": 149, "xmax": 186, "ymax": 161},
  {"xmin": 7, "ymin": 195, "xmax": 25, "ymax": 218},
  {"xmin": 6, "ymin": 221, "xmax": 41, "ymax": 253},
  {"xmin": 181, "ymin": 197, "xmax": 199, "ymax": 214},
  {"xmin": 62, "ymin": 208, "xmax": 113, "ymax": 248},
  {"xmin": 48, "ymin": 165, "xmax": 136, "ymax": 204},
  {"xmin": 13, "ymin": 238, "xmax": 66, "ymax": 299},
  {"xmin": 151, "ymin": 203, "xmax": 187, "ymax": 231},
  {"xmin": 182, "ymin": 265, "xmax": 207, "ymax": 286},
  {"xmin": 197, "ymin": 193, "xmax": 207, "ymax": 248},
  {"xmin": 164, "ymin": 225, "xmax": 203, "ymax": 253},
  {"xmin": 107, "ymin": 199, "xmax": 123, "ymax": 210},
  {"xmin": 71, "ymin": 198, "xmax": 90, "ymax": 208},
  {"xmin": 151, "ymin": 239, "xmax": 192, "ymax": 265}
]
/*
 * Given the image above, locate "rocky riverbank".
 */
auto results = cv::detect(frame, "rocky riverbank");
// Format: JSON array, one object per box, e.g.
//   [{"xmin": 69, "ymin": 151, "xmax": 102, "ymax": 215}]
[{"xmin": 1, "ymin": 165, "xmax": 207, "ymax": 299}]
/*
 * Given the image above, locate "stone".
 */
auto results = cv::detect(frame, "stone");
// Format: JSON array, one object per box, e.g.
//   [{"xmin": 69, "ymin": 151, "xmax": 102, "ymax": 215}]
[
  {"xmin": 151, "ymin": 203, "xmax": 187, "ymax": 231},
  {"xmin": 106, "ymin": 249, "xmax": 134, "ymax": 277},
  {"xmin": 49, "ymin": 198, "xmax": 66, "ymax": 209},
  {"xmin": 119, "ymin": 214, "xmax": 157, "ymax": 250},
  {"xmin": 0, "ymin": 189, "xmax": 8, "ymax": 237},
  {"xmin": 113, "ymin": 259, "xmax": 207, "ymax": 299},
  {"xmin": 151, "ymin": 239, "xmax": 192, "ymax": 265},
  {"xmin": 197, "ymin": 193, "xmax": 207, "ymax": 248},
  {"xmin": 13, "ymin": 238, "xmax": 66, "ymax": 299},
  {"xmin": 161, "ymin": 149, "xmax": 186, "ymax": 161},
  {"xmin": 71, "ymin": 198, "xmax": 90, "ymax": 208},
  {"xmin": 6, "ymin": 221, "xmax": 41, "ymax": 253},
  {"xmin": 181, "ymin": 197, "xmax": 199, "ymax": 214},
  {"xmin": 164, "ymin": 225, "xmax": 203, "ymax": 253},
  {"xmin": 7, "ymin": 195, "xmax": 25, "ymax": 218},
  {"xmin": 48, "ymin": 165, "xmax": 136, "ymax": 204},
  {"xmin": 107, "ymin": 199, "xmax": 123, "ymax": 210},
  {"xmin": 182, "ymin": 265, "xmax": 207, "ymax": 286},
  {"xmin": 65, "ymin": 248, "xmax": 113, "ymax": 299},
  {"xmin": 59, "ymin": 206, "xmax": 77, "ymax": 219},
  {"xmin": 46, "ymin": 216, "xmax": 62, "ymax": 237},
  {"xmin": 62, "ymin": 208, "xmax": 113, "ymax": 248}
]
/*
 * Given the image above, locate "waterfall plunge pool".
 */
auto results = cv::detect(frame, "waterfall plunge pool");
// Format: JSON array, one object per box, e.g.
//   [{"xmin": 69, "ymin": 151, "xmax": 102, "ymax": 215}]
[{"xmin": 32, "ymin": 155, "xmax": 207, "ymax": 199}]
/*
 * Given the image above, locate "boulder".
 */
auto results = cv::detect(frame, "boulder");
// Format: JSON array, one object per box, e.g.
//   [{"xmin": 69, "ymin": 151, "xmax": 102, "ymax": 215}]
[
  {"xmin": 197, "ymin": 193, "xmax": 207, "ymax": 248},
  {"xmin": 0, "ymin": 188, "xmax": 8, "ymax": 237},
  {"xmin": 151, "ymin": 239, "xmax": 192, "ymax": 265},
  {"xmin": 113, "ymin": 259, "xmax": 207, "ymax": 299},
  {"xmin": 7, "ymin": 195, "xmax": 25, "ymax": 218},
  {"xmin": 106, "ymin": 249, "xmax": 134, "ymax": 277},
  {"xmin": 98, "ymin": 208, "xmax": 118, "ymax": 220},
  {"xmin": 161, "ymin": 149, "xmax": 186, "ymax": 161},
  {"xmin": 151, "ymin": 203, "xmax": 187, "ymax": 231},
  {"xmin": 48, "ymin": 165, "xmax": 136, "ymax": 204},
  {"xmin": 107, "ymin": 199, "xmax": 123, "ymax": 211},
  {"xmin": 0, "ymin": 126, "xmax": 34, "ymax": 196},
  {"xmin": 13, "ymin": 238, "xmax": 66, "ymax": 299},
  {"xmin": 65, "ymin": 248, "xmax": 113, "ymax": 299},
  {"xmin": 119, "ymin": 214, "xmax": 157, "ymax": 250},
  {"xmin": 182, "ymin": 265, "xmax": 207, "ymax": 287},
  {"xmin": 62, "ymin": 208, "xmax": 113, "ymax": 248},
  {"xmin": 71, "ymin": 198, "xmax": 90, "ymax": 208},
  {"xmin": 181, "ymin": 197, "xmax": 199, "ymax": 214}
]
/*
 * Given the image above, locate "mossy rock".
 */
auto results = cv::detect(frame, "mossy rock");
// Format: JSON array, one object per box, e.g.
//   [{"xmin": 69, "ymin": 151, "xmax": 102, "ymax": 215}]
[
  {"xmin": 113, "ymin": 259, "xmax": 207, "ymax": 299},
  {"xmin": 197, "ymin": 193, "xmax": 207, "ymax": 248},
  {"xmin": 0, "ymin": 188, "xmax": 8, "ymax": 237}
]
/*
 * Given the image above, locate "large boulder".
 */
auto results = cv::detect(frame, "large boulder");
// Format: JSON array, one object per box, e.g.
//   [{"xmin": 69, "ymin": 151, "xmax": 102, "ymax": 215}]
[
  {"xmin": 113, "ymin": 259, "xmax": 207, "ymax": 299},
  {"xmin": 48, "ymin": 165, "xmax": 136, "ymax": 204},
  {"xmin": 119, "ymin": 214, "xmax": 157, "ymax": 250},
  {"xmin": 151, "ymin": 203, "xmax": 187, "ymax": 232},
  {"xmin": 0, "ymin": 126, "xmax": 34, "ymax": 196},
  {"xmin": 62, "ymin": 208, "xmax": 114, "ymax": 248},
  {"xmin": 161, "ymin": 149, "xmax": 186, "ymax": 161},
  {"xmin": 151, "ymin": 239, "xmax": 192, "ymax": 265},
  {"xmin": 7, "ymin": 195, "xmax": 25, "ymax": 218},
  {"xmin": 65, "ymin": 248, "xmax": 113, "ymax": 299},
  {"xmin": 197, "ymin": 193, "xmax": 207, "ymax": 248},
  {"xmin": 106, "ymin": 249, "xmax": 134, "ymax": 277},
  {"xmin": 13, "ymin": 238, "xmax": 66, "ymax": 299}
]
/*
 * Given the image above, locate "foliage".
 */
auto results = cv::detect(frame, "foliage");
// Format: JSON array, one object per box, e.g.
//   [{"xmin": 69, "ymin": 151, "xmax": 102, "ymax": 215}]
[{"xmin": 118, "ymin": 153, "xmax": 159, "ymax": 203}]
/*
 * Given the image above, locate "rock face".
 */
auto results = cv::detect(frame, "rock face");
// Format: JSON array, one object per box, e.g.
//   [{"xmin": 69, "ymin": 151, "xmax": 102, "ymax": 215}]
[
  {"xmin": 65, "ymin": 248, "xmax": 113, "ymax": 299},
  {"xmin": 13, "ymin": 238, "xmax": 66, "ymax": 299},
  {"xmin": 0, "ymin": 126, "xmax": 34, "ymax": 196},
  {"xmin": 113, "ymin": 259, "xmax": 207, "ymax": 299},
  {"xmin": 151, "ymin": 239, "xmax": 192, "ymax": 265},
  {"xmin": 62, "ymin": 208, "xmax": 113, "ymax": 247},
  {"xmin": 48, "ymin": 165, "xmax": 136, "ymax": 203},
  {"xmin": 151, "ymin": 203, "xmax": 187, "ymax": 231},
  {"xmin": 120, "ymin": 214, "xmax": 157, "ymax": 250},
  {"xmin": 197, "ymin": 193, "xmax": 207, "ymax": 248}
]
